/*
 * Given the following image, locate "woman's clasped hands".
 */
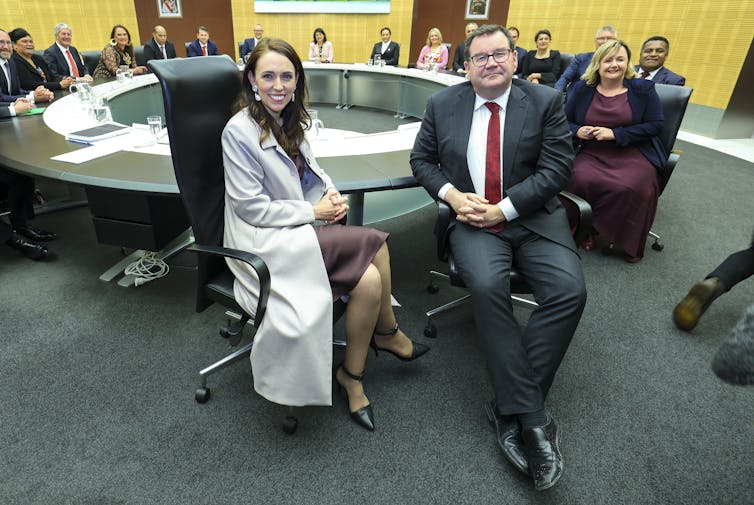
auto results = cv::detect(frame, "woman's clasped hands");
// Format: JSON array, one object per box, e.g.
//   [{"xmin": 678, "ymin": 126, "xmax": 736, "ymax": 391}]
[
  {"xmin": 314, "ymin": 188, "xmax": 349, "ymax": 224},
  {"xmin": 577, "ymin": 125, "xmax": 615, "ymax": 141}
]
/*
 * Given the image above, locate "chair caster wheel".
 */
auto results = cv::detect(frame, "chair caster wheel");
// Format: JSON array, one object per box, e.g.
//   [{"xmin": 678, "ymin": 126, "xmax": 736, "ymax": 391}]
[
  {"xmin": 424, "ymin": 323, "xmax": 437, "ymax": 338},
  {"xmin": 282, "ymin": 415, "xmax": 298, "ymax": 434},
  {"xmin": 652, "ymin": 242, "xmax": 664, "ymax": 251},
  {"xmin": 427, "ymin": 283, "xmax": 439, "ymax": 294},
  {"xmin": 195, "ymin": 387, "xmax": 211, "ymax": 403}
]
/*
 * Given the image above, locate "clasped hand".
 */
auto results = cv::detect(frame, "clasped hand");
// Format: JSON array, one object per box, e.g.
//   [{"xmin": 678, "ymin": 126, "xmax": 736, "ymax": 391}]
[
  {"xmin": 314, "ymin": 188, "xmax": 348, "ymax": 224},
  {"xmin": 577, "ymin": 125, "xmax": 615, "ymax": 141},
  {"xmin": 448, "ymin": 190, "xmax": 504, "ymax": 229}
]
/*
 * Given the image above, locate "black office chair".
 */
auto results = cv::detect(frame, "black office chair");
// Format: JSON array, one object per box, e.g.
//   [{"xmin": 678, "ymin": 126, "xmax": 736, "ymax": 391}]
[
  {"xmin": 646, "ymin": 83, "xmax": 693, "ymax": 251},
  {"xmin": 425, "ymin": 192, "xmax": 591, "ymax": 337},
  {"xmin": 184, "ymin": 42, "xmax": 191, "ymax": 57},
  {"xmin": 133, "ymin": 45, "xmax": 146, "ymax": 67},
  {"xmin": 81, "ymin": 50, "xmax": 100, "ymax": 76},
  {"xmin": 560, "ymin": 52, "xmax": 575, "ymax": 74}
]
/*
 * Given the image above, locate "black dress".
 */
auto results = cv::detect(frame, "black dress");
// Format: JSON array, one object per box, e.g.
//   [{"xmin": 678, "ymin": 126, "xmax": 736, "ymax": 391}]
[
  {"xmin": 11, "ymin": 53, "xmax": 64, "ymax": 91},
  {"xmin": 521, "ymin": 50, "xmax": 562, "ymax": 87}
]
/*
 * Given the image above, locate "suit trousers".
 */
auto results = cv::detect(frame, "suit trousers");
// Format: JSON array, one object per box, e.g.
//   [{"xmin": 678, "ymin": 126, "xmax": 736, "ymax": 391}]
[
  {"xmin": 449, "ymin": 220, "xmax": 586, "ymax": 414},
  {"xmin": 0, "ymin": 168, "xmax": 35, "ymax": 228}
]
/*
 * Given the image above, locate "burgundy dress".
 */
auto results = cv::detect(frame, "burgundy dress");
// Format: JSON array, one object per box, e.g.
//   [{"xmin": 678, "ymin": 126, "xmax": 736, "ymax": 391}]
[{"xmin": 566, "ymin": 91, "xmax": 658, "ymax": 260}]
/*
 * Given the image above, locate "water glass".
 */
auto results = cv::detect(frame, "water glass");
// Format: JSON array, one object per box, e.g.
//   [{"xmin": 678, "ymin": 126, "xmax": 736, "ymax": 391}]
[
  {"xmin": 147, "ymin": 115, "xmax": 162, "ymax": 144},
  {"xmin": 368, "ymin": 58, "xmax": 373, "ymax": 66},
  {"xmin": 92, "ymin": 97, "xmax": 112, "ymax": 123},
  {"xmin": 116, "ymin": 65, "xmax": 132, "ymax": 83},
  {"xmin": 307, "ymin": 109, "xmax": 324, "ymax": 140},
  {"xmin": 374, "ymin": 54, "xmax": 381, "ymax": 66}
]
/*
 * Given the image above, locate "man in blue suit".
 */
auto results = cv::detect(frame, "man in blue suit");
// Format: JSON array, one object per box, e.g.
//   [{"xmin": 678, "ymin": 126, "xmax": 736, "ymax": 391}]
[
  {"xmin": 508, "ymin": 26, "xmax": 527, "ymax": 77},
  {"xmin": 240, "ymin": 24, "xmax": 264, "ymax": 61},
  {"xmin": 187, "ymin": 26, "xmax": 219, "ymax": 57},
  {"xmin": 635, "ymin": 36, "xmax": 685, "ymax": 86},
  {"xmin": 43, "ymin": 23, "xmax": 91, "ymax": 82},
  {"xmin": 555, "ymin": 25, "xmax": 617, "ymax": 92}
]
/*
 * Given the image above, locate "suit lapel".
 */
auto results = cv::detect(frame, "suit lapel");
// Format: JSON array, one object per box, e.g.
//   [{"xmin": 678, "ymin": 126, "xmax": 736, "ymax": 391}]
[
  {"xmin": 449, "ymin": 84, "xmax": 475, "ymax": 190},
  {"xmin": 502, "ymin": 84, "xmax": 528, "ymax": 191},
  {"xmin": 0, "ymin": 61, "xmax": 9, "ymax": 95}
]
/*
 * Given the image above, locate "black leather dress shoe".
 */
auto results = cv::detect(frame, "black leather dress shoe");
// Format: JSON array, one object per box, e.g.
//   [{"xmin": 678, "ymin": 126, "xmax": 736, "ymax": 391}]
[
  {"xmin": 521, "ymin": 415, "xmax": 563, "ymax": 491},
  {"xmin": 15, "ymin": 225, "xmax": 57, "ymax": 242},
  {"xmin": 6, "ymin": 233, "xmax": 49, "ymax": 260},
  {"xmin": 484, "ymin": 401, "xmax": 528, "ymax": 474}
]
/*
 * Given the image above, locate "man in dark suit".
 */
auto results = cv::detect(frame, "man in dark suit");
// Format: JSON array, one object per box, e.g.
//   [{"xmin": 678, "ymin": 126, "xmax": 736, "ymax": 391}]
[
  {"xmin": 555, "ymin": 25, "xmax": 617, "ymax": 91},
  {"xmin": 42, "ymin": 23, "xmax": 92, "ymax": 82},
  {"xmin": 240, "ymin": 24, "xmax": 264, "ymax": 61},
  {"xmin": 143, "ymin": 25, "xmax": 177, "ymax": 65},
  {"xmin": 411, "ymin": 25, "xmax": 586, "ymax": 491},
  {"xmin": 0, "ymin": 167, "xmax": 53, "ymax": 260},
  {"xmin": 452, "ymin": 22, "xmax": 477, "ymax": 74},
  {"xmin": 369, "ymin": 26, "xmax": 400, "ymax": 66},
  {"xmin": 635, "ymin": 36, "xmax": 686, "ymax": 86},
  {"xmin": 507, "ymin": 26, "xmax": 527, "ymax": 76},
  {"xmin": 0, "ymin": 29, "xmax": 53, "ymax": 103},
  {"xmin": 187, "ymin": 26, "xmax": 219, "ymax": 57}
]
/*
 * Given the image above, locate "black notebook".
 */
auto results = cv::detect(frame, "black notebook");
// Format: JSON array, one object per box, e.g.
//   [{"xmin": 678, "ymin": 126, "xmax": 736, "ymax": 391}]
[{"xmin": 65, "ymin": 122, "xmax": 130, "ymax": 143}]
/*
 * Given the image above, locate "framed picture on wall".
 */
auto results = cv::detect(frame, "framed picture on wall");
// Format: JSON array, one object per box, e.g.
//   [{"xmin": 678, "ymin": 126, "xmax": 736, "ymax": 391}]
[
  {"xmin": 465, "ymin": 0, "xmax": 489, "ymax": 20},
  {"xmin": 158, "ymin": 0, "xmax": 182, "ymax": 18}
]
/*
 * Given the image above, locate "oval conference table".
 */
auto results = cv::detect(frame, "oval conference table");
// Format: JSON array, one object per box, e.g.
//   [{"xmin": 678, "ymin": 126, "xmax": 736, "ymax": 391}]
[{"xmin": 0, "ymin": 61, "xmax": 465, "ymax": 283}]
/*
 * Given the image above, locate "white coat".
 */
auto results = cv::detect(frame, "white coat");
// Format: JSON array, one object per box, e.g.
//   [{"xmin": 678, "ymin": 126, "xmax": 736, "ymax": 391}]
[{"xmin": 222, "ymin": 109, "xmax": 335, "ymax": 407}]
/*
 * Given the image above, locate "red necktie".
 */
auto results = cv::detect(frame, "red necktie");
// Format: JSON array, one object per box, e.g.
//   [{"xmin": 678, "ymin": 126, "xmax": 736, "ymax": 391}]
[
  {"xmin": 640, "ymin": 70, "xmax": 650, "ymax": 79},
  {"xmin": 485, "ymin": 102, "xmax": 504, "ymax": 233},
  {"xmin": 66, "ymin": 50, "xmax": 80, "ymax": 78},
  {"xmin": 201, "ymin": 45, "xmax": 207, "ymax": 56}
]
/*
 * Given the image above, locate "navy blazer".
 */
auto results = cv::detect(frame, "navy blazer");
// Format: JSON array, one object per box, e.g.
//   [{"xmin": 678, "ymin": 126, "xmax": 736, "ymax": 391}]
[
  {"xmin": 43, "ymin": 43, "xmax": 88, "ymax": 80},
  {"xmin": 514, "ymin": 46, "xmax": 527, "ymax": 76},
  {"xmin": 555, "ymin": 51, "xmax": 593, "ymax": 92},
  {"xmin": 452, "ymin": 42, "xmax": 466, "ymax": 72},
  {"xmin": 187, "ymin": 40, "xmax": 219, "ymax": 57},
  {"xmin": 0, "ymin": 58, "xmax": 28, "ymax": 100},
  {"xmin": 143, "ymin": 39, "xmax": 176, "ymax": 64},
  {"xmin": 410, "ymin": 79, "xmax": 577, "ymax": 250},
  {"xmin": 634, "ymin": 65, "xmax": 686, "ymax": 86},
  {"xmin": 240, "ymin": 38, "xmax": 259, "ymax": 59},
  {"xmin": 565, "ymin": 78, "xmax": 667, "ymax": 169},
  {"xmin": 370, "ymin": 41, "xmax": 400, "ymax": 66}
]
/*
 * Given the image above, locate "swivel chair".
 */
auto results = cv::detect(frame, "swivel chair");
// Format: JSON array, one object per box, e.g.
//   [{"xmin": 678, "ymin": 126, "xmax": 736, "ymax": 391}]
[
  {"xmin": 425, "ymin": 192, "xmax": 591, "ymax": 337},
  {"xmin": 646, "ymin": 83, "xmax": 693, "ymax": 251},
  {"xmin": 133, "ymin": 45, "xmax": 146, "ymax": 67},
  {"xmin": 81, "ymin": 50, "xmax": 100, "ymax": 76}
]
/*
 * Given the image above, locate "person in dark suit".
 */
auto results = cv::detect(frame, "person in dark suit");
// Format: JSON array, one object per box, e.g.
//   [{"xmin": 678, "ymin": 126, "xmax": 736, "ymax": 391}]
[
  {"xmin": 411, "ymin": 25, "xmax": 586, "ymax": 491},
  {"xmin": 507, "ymin": 26, "xmax": 527, "ymax": 77},
  {"xmin": 555, "ymin": 25, "xmax": 617, "ymax": 92},
  {"xmin": 143, "ymin": 25, "xmax": 176, "ymax": 65},
  {"xmin": 42, "ymin": 23, "xmax": 92, "ymax": 83},
  {"xmin": 0, "ymin": 98, "xmax": 31, "ymax": 118},
  {"xmin": 452, "ymin": 22, "xmax": 477, "ymax": 74},
  {"xmin": 187, "ymin": 26, "xmax": 219, "ymax": 57},
  {"xmin": 0, "ymin": 29, "xmax": 54, "ymax": 103},
  {"xmin": 9, "ymin": 28, "xmax": 74, "ymax": 92},
  {"xmin": 240, "ymin": 24, "xmax": 264, "ymax": 61},
  {"xmin": 635, "ymin": 36, "xmax": 685, "ymax": 86},
  {"xmin": 369, "ymin": 27, "xmax": 400, "ymax": 66},
  {"xmin": 565, "ymin": 40, "xmax": 665, "ymax": 263},
  {"xmin": 521, "ymin": 29, "xmax": 562, "ymax": 87},
  {"xmin": 0, "ymin": 167, "xmax": 54, "ymax": 260}
]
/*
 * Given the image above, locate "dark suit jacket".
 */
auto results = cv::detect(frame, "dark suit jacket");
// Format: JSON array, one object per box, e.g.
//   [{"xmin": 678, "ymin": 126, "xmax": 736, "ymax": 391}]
[
  {"xmin": 565, "ymin": 78, "xmax": 666, "ymax": 169},
  {"xmin": 42, "ymin": 43, "xmax": 88, "ymax": 80},
  {"xmin": 555, "ymin": 51, "xmax": 593, "ymax": 92},
  {"xmin": 370, "ymin": 41, "xmax": 400, "ymax": 66},
  {"xmin": 634, "ymin": 65, "xmax": 686, "ymax": 86},
  {"xmin": 0, "ymin": 101, "xmax": 13, "ymax": 119},
  {"xmin": 187, "ymin": 40, "xmax": 219, "ymax": 57},
  {"xmin": 452, "ymin": 42, "xmax": 467, "ymax": 72},
  {"xmin": 410, "ymin": 79, "xmax": 576, "ymax": 250},
  {"xmin": 240, "ymin": 38, "xmax": 260, "ymax": 59},
  {"xmin": 11, "ymin": 53, "xmax": 62, "ymax": 91},
  {"xmin": 0, "ymin": 58, "xmax": 28, "ymax": 100},
  {"xmin": 514, "ymin": 46, "xmax": 527, "ymax": 76},
  {"xmin": 143, "ymin": 39, "xmax": 176, "ymax": 64}
]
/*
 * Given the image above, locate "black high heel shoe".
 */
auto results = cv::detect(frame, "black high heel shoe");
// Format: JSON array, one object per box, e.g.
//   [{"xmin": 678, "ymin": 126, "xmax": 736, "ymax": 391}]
[
  {"xmin": 335, "ymin": 364, "xmax": 375, "ymax": 431},
  {"xmin": 369, "ymin": 323, "xmax": 430, "ymax": 362}
]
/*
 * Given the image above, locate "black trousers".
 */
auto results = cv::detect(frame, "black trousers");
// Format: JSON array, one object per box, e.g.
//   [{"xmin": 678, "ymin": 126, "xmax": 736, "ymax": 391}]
[
  {"xmin": 449, "ymin": 221, "xmax": 587, "ymax": 415},
  {"xmin": 707, "ymin": 229, "xmax": 754, "ymax": 292},
  {"xmin": 0, "ymin": 168, "xmax": 35, "ymax": 229}
]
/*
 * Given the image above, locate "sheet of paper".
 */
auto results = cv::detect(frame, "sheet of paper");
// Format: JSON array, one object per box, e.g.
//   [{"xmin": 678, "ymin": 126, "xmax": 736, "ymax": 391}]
[{"xmin": 50, "ymin": 136, "xmax": 125, "ymax": 164}]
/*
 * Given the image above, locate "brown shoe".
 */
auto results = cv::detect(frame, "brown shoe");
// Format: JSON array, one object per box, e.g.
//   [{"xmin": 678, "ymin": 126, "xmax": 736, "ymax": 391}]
[{"xmin": 673, "ymin": 278, "xmax": 724, "ymax": 331}]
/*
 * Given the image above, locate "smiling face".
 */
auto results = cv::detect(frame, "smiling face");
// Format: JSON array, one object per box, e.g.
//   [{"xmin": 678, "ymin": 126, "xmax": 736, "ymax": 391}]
[
  {"xmin": 315, "ymin": 31, "xmax": 324, "ymax": 44},
  {"xmin": 536, "ymin": 32, "xmax": 550, "ymax": 50},
  {"xmin": 56, "ymin": 27, "xmax": 72, "ymax": 48},
  {"xmin": 0, "ymin": 31, "xmax": 11, "ymax": 61},
  {"xmin": 254, "ymin": 25, "xmax": 264, "ymax": 38},
  {"xmin": 381, "ymin": 29, "xmax": 391, "ymax": 43},
  {"xmin": 13, "ymin": 34, "xmax": 34, "ymax": 58},
  {"xmin": 197, "ymin": 29, "xmax": 209, "ymax": 44},
  {"xmin": 249, "ymin": 49, "xmax": 297, "ymax": 120},
  {"xmin": 640, "ymin": 40, "xmax": 668, "ymax": 72},
  {"xmin": 465, "ymin": 30, "xmax": 516, "ymax": 100},
  {"xmin": 465, "ymin": 23, "xmax": 478, "ymax": 38},
  {"xmin": 598, "ymin": 45, "xmax": 628, "ymax": 83},
  {"xmin": 113, "ymin": 27, "xmax": 130, "ymax": 48},
  {"xmin": 429, "ymin": 30, "xmax": 440, "ymax": 46}
]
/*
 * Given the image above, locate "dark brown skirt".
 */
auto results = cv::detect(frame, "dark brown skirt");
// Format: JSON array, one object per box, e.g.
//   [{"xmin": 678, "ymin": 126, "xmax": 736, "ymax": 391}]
[{"xmin": 313, "ymin": 224, "xmax": 389, "ymax": 300}]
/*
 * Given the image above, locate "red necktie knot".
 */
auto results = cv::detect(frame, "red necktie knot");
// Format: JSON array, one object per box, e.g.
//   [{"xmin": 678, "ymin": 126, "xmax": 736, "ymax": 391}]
[{"xmin": 640, "ymin": 70, "xmax": 650, "ymax": 79}]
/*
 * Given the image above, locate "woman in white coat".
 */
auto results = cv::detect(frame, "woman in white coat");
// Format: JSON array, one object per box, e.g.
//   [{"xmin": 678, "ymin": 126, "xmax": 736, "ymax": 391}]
[{"xmin": 222, "ymin": 38, "xmax": 429, "ymax": 431}]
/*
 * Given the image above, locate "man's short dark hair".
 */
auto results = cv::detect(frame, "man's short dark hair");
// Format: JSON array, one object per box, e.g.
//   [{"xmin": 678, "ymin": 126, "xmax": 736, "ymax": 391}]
[
  {"xmin": 463, "ymin": 24, "xmax": 514, "ymax": 62},
  {"xmin": 642, "ymin": 35, "xmax": 670, "ymax": 52}
]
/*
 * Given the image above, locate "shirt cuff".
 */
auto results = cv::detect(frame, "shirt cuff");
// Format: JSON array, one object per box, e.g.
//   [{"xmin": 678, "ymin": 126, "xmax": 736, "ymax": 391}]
[
  {"xmin": 499, "ymin": 197, "xmax": 519, "ymax": 221},
  {"xmin": 7, "ymin": 104, "xmax": 16, "ymax": 117},
  {"xmin": 438, "ymin": 183, "xmax": 453, "ymax": 201}
]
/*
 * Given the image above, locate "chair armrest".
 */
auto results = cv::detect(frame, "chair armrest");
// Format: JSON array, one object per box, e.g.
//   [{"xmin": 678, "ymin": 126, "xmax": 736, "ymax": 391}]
[
  {"xmin": 188, "ymin": 244, "xmax": 271, "ymax": 329},
  {"xmin": 558, "ymin": 190, "xmax": 593, "ymax": 246},
  {"xmin": 436, "ymin": 200, "xmax": 452, "ymax": 261}
]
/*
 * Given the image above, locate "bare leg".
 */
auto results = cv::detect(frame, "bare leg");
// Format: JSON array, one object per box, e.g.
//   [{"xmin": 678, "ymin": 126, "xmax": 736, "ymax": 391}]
[
  {"xmin": 370, "ymin": 242, "xmax": 415, "ymax": 357},
  {"xmin": 337, "ymin": 264, "xmax": 381, "ymax": 412}
]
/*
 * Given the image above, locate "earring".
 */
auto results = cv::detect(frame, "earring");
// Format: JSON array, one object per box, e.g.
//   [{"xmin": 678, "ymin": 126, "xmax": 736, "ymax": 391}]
[
  {"xmin": 291, "ymin": 91, "xmax": 295, "ymax": 102},
  {"xmin": 252, "ymin": 85, "xmax": 261, "ymax": 102}
]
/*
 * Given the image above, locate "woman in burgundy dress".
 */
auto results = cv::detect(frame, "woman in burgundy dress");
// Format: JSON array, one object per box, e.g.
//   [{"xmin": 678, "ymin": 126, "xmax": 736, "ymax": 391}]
[{"xmin": 565, "ymin": 39, "xmax": 666, "ymax": 262}]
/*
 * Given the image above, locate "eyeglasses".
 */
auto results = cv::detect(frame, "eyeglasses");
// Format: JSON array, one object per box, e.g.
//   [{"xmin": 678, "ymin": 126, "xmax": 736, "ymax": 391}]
[
  {"xmin": 595, "ymin": 36, "xmax": 616, "ymax": 42},
  {"xmin": 469, "ymin": 49, "xmax": 512, "ymax": 67},
  {"xmin": 0, "ymin": 41, "xmax": 11, "ymax": 46}
]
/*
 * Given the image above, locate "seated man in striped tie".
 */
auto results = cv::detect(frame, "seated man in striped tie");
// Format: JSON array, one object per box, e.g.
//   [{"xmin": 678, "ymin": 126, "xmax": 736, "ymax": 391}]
[
  {"xmin": 143, "ymin": 25, "xmax": 177, "ymax": 65},
  {"xmin": 411, "ymin": 24, "xmax": 586, "ymax": 492},
  {"xmin": 187, "ymin": 26, "xmax": 219, "ymax": 57},
  {"xmin": 634, "ymin": 36, "xmax": 686, "ymax": 85},
  {"xmin": 42, "ymin": 23, "xmax": 92, "ymax": 83}
]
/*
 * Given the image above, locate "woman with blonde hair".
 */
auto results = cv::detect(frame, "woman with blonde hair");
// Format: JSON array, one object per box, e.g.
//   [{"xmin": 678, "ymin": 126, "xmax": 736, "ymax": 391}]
[{"xmin": 416, "ymin": 27, "xmax": 448, "ymax": 70}]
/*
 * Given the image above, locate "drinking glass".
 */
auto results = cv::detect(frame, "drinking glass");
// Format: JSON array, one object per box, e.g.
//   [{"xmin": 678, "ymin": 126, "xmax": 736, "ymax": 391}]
[
  {"xmin": 307, "ymin": 109, "xmax": 324, "ymax": 140},
  {"xmin": 147, "ymin": 115, "xmax": 162, "ymax": 144},
  {"xmin": 374, "ymin": 54, "xmax": 381, "ymax": 66},
  {"xmin": 92, "ymin": 96, "xmax": 112, "ymax": 123}
]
